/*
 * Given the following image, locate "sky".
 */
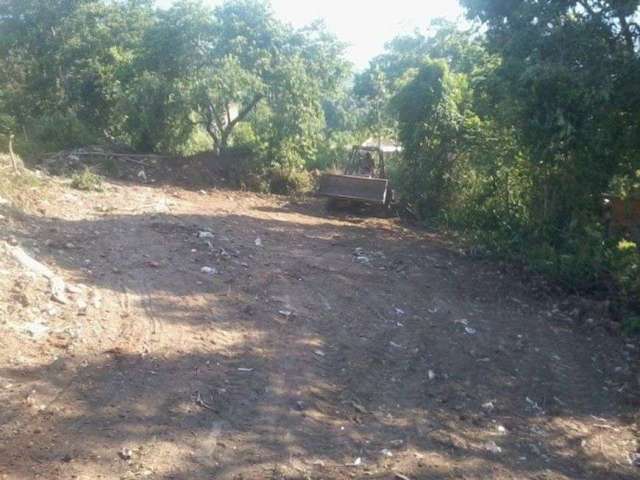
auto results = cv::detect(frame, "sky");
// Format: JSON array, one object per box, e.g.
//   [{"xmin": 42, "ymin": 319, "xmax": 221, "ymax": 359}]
[{"xmin": 155, "ymin": 0, "xmax": 466, "ymax": 69}]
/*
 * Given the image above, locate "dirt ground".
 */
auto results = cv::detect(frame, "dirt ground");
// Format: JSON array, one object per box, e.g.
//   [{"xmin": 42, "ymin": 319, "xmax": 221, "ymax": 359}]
[{"xmin": 1, "ymin": 175, "xmax": 639, "ymax": 480}]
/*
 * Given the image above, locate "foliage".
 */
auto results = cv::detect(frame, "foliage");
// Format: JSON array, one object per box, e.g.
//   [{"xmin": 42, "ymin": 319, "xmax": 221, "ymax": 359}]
[
  {"xmin": 363, "ymin": 8, "xmax": 640, "ymax": 315},
  {"xmin": 267, "ymin": 167, "xmax": 314, "ymax": 195},
  {"xmin": 70, "ymin": 167, "xmax": 104, "ymax": 191},
  {"xmin": 0, "ymin": 0, "xmax": 352, "ymax": 165},
  {"xmin": 610, "ymin": 240, "xmax": 640, "ymax": 307}
]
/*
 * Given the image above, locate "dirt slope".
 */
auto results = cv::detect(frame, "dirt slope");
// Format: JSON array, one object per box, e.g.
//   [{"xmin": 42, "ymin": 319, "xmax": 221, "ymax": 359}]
[{"xmin": 0, "ymin": 178, "xmax": 638, "ymax": 480}]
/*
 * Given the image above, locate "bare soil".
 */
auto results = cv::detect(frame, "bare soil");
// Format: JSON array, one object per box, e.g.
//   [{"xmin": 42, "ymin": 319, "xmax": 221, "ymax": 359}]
[{"xmin": 0, "ymin": 176, "xmax": 639, "ymax": 480}]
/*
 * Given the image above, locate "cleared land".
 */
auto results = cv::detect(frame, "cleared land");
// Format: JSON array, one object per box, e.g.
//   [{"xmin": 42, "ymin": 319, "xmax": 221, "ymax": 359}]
[{"xmin": 0, "ymin": 177, "xmax": 638, "ymax": 479}]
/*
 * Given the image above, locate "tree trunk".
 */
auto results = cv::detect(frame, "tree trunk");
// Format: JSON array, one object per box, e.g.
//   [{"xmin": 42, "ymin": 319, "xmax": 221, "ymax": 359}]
[{"xmin": 8, "ymin": 134, "xmax": 19, "ymax": 174}]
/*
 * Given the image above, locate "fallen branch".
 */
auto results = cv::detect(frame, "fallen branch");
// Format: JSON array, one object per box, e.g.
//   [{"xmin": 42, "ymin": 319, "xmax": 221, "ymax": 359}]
[
  {"xmin": 4, "ymin": 242, "xmax": 69, "ymax": 303},
  {"xmin": 70, "ymin": 152, "xmax": 173, "ymax": 167}
]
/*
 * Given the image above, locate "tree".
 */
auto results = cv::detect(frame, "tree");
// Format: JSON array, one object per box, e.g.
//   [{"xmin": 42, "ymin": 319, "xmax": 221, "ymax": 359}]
[{"xmin": 462, "ymin": 0, "xmax": 640, "ymax": 235}]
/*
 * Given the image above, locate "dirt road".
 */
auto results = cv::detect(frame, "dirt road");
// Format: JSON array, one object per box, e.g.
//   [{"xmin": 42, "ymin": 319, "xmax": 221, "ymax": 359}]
[{"xmin": 0, "ymin": 180, "xmax": 638, "ymax": 479}]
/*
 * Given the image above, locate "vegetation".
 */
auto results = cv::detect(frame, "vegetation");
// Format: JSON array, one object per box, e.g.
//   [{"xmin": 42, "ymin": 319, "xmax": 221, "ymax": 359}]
[
  {"xmin": 70, "ymin": 168, "xmax": 104, "ymax": 191},
  {"xmin": 1, "ymin": 0, "xmax": 638, "ymax": 321}
]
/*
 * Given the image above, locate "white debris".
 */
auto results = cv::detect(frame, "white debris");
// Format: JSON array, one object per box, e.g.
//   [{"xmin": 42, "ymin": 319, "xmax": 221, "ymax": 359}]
[
  {"xmin": 137, "ymin": 169, "xmax": 147, "ymax": 181},
  {"xmin": 464, "ymin": 327, "xmax": 477, "ymax": 335},
  {"xmin": 381, "ymin": 449, "xmax": 393, "ymax": 457},
  {"xmin": 200, "ymin": 266, "xmax": 217, "ymax": 275},
  {"xmin": 484, "ymin": 441, "xmax": 502, "ymax": 454},
  {"xmin": 482, "ymin": 401, "xmax": 495, "ymax": 412},
  {"xmin": 254, "ymin": 237, "xmax": 263, "ymax": 247},
  {"xmin": 428, "ymin": 370, "xmax": 436, "ymax": 381},
  {"xmin": 278, "ymin": 309, "xmax": 293, "ymax": 318},
  {"xmin": 50, "ymin": 276, "xmax": 68, "ymax": 304},
  {"xmin": 22, "ymin": 321, "xmax": 50, "ymax": 339},
  {"xmin": 390, "ymin": 341, "xmax": 403, "ymax": 349},
  {"xmin": 313, "ymin": 350, "xmax": 326, "ymax": 357},
  {"xmin": 198, "ymin": 231, "xmax": 215, "ymax": 239},
  {"xmin": 394, "ymin": 307, "xmax": 405, "ymax": 316},
  {"xmin": 237, "ymin": 368, "xmax": 254, "ymax": 372},
  {"xmin": 352, "ymin": 457, "xmax": 362, "ymax": 466}
]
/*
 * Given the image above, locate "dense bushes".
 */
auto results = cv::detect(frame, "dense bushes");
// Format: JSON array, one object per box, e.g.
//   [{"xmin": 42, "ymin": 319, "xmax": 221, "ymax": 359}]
[{"xmin": 357, "ymin": 6, "xmax": 640, "ymax": 323}]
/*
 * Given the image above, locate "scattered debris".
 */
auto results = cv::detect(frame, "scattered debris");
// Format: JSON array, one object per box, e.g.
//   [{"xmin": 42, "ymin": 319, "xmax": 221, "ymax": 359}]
[
  {"xmin": 118, "ymin": 448, "xmax": 133, "ymax": 461},
  {"xmin": 526, "ymin": 396, "xmax": 545, "ymax": 414},
  {"xmin": 484, "ymin": 441, "xmax": 502, "ymax": 454},
  {"xmin": 200, "ymin": 266, "xmax": 217, "ymax": 275},
  {"xmin": 465, "ymin": 327, "xmax": 477, "ymax": 335},
  {"xmin": 313, "ymin": 349, "xmax": 325, "ymax": 357},
  {"xmin": 237, "ymin": 368, "xmax": 254, "ymax": 372},
  {"xmin": 381, "ymin": 448, "xmax": 393, "ymax": 458},
  {"xmin": 353, "ymin": 247, "xmax": 371, "ymax": 264},
  {"xmin": 482, "ymin": 401, "xmax": 495, "ymax": 412},
  {"xmin": 254, "ymin": 237, "xmax": 263, "ymax": 247},
  {"xmin": 194, "ymin": 391, "xmax": 215, "ymax": 411},
  {"xmin": 198, "ymin": 231, "xmax": 215, "ymax": 239},
  {"xmin": 428, "ymin": 369, "xmax": 436, "ymax": 381},
  {"xmin": 278, "ymin": 309, "xmax": 293, "ymax": 318},
  {"xmin": 351, "ymin": 401, "xmax": 368, "ymax": 414},
  {"xmin": 395, "ymin": 474, "xmax": 412, "ymax": 480},
  {"xmin": 394, "ymin": 307, "xmax": 405, "ymax": 315}
]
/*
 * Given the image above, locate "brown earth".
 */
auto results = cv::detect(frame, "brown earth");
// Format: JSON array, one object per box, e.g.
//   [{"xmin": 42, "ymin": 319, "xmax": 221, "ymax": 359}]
[{"xmin": 0, "ymin": 175, "xmax": 639, "ymax": 480}]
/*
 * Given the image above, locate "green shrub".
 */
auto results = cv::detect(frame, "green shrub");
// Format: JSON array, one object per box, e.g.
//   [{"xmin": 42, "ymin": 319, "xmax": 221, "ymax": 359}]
[
  {"xmin": 29, "ymin": 112, "xmax": 99, "ymax": 153},
  {"xmin": 267, "ymin": 167, "xmax": 313, "ymax": 195},
  {"xmin": 70, "ymin": 168, "xmax": 103, "ymax": 191},
  {"xmin": 609, "ymin": 239, "xmax": 640, "ymax": 308}
]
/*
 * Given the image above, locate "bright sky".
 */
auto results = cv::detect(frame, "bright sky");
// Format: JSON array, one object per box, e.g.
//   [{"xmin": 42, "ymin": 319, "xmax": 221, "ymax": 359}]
[{"xmin": 155, "ymin": 0, "xmax": 465, "ymax": 69}]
